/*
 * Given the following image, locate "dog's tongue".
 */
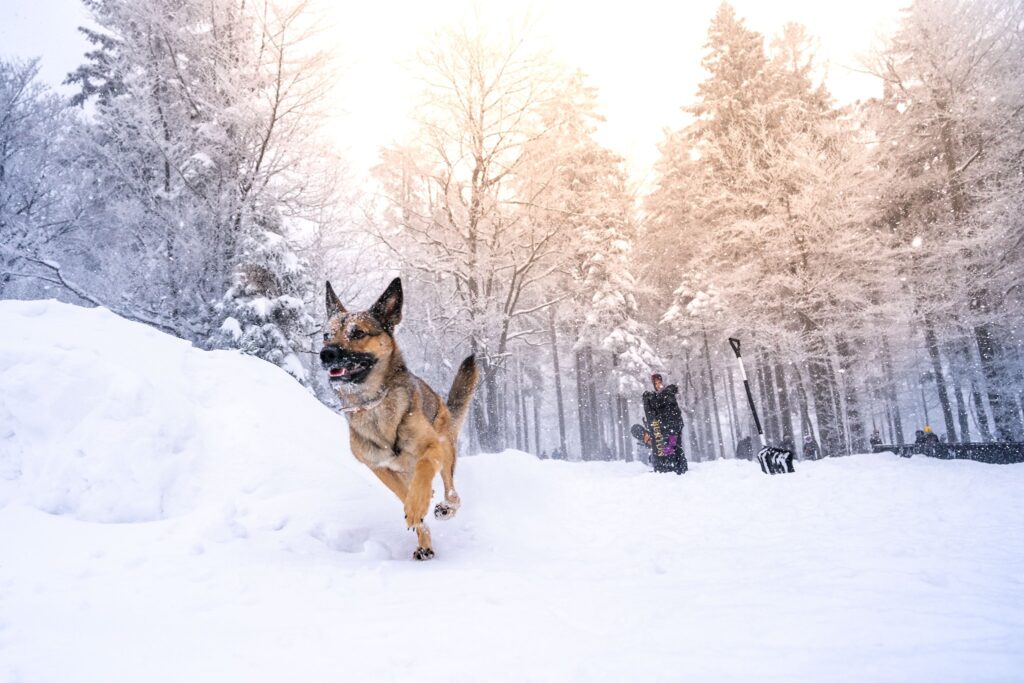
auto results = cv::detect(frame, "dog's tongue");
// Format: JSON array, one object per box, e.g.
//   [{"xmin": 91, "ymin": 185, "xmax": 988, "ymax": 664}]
[{"xmin": 330, "ymin": 367, "xmax": 347, "ymax": 377}]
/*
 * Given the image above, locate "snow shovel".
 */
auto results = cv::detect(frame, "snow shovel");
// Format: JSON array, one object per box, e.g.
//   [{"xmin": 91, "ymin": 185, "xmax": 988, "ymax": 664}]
[{"xmin": 728, "ymin": 338, "xmax": 795, "ymax": 475}]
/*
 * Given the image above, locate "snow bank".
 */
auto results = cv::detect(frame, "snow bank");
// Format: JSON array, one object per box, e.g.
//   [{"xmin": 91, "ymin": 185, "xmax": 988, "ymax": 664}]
[
  {"xmin": 0, "ymin": 299, "xmax": 362, "ymax": 524},
  {"xmin": 1, "ymin": 301, "xmax": 1023, "ymax": 683}
]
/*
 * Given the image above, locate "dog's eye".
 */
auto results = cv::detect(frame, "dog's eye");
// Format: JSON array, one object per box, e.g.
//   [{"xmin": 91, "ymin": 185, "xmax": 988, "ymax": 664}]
[
  {"xmin": 349, "ymin": 329, "xmax": 366, "ymax": 341},
  {"xmin": 322, "ymin": 332, "xmax": 329, "ymax": 342}
]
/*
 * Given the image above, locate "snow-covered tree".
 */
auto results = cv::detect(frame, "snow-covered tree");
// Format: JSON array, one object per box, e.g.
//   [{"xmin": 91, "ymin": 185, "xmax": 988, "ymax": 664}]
[
  {"xmin": 64, "ymin": 0, "xmax": 337, "ymax": 379},
  {"xmin": 865, "ymin": 0, "xmax": 1024, "ymax": 441},
  {"xmin": 372, "ymin": 21, "xmax": 576, "ymax": 451},
  {"xmin": 0, "ymin": 58, "xmax": 86, "ymax": 299},
  {"xmin": 213, "ymin": 223, "xmax": 316, "ymax": 384},
  {"xmin": 646, "ymin": 4, "xmax": 889, "ymax": 457}
]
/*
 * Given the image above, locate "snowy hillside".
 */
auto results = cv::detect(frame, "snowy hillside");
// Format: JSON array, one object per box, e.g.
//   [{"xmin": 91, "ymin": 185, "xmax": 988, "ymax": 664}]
[{"xmin": 1, "ymin": 301, "xmax": 1022, "ymax": 683}]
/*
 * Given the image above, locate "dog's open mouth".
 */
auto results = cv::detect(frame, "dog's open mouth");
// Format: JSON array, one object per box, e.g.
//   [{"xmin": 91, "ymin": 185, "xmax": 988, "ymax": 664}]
[
  {"xmin": 325, "ymin": 360, "xmax": 374, "ymax": 383},
  {"xmin": 320, "ymin": 347, "xmax": 377, "ymax": 384}
]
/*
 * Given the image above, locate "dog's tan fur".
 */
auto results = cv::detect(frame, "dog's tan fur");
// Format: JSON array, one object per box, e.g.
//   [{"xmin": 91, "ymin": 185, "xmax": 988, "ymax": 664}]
[{"xmin": 323, "ymin": 278, "xmax": 478, "ymax": 560}]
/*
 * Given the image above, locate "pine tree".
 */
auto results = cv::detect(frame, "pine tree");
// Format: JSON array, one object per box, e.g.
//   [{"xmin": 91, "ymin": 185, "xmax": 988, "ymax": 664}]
[
  {"xmin": 213, "ymin": 222, "xmax": 316, "ymax": 384},
  {"xmin": 62, "ymin": 0, "xmax": 337, "ymax": 382}
]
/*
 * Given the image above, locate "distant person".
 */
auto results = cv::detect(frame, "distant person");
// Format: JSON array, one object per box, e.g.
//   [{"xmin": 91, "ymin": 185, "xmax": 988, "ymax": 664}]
[
  {"xmin": 802, "ymin": 433, "xmax": 820, "ymax": 460},
  {"xmin": 540, "ymin": 449, "xmax": 548, "ymax": 460},
  {"xmin": 779, "ymin": 433, "xmax": 795, "ymax": 455},
  {"xmin": 735, "ymin": 435, "xmax": 753, "ymax": 461},
  {"xmin": 912, "ymin": 429, "xmax": 926, "ymax": 457},
  {"xmin": 922, "ymin": 425, "xmax": 940, "ymax": 457},
  {"xmin": 641, "ymin": 373, "xmax": 687, "ymax": 474},
  {"xmin": 869, "ymin": 430, "xmax": 883, "ymax": 449}
]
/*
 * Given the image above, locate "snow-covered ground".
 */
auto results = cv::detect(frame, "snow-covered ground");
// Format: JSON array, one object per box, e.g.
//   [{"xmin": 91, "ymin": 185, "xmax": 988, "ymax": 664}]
[{"xmin": 1, "ymin": 300, "xmax": 1022, "ymax": 683}]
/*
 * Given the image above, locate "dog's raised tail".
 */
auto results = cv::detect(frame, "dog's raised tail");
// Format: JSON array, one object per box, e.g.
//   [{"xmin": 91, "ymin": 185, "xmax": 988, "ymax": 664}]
[{"xmin": 447, "ymin": 355, "xmax": 480, "ymax": 437}]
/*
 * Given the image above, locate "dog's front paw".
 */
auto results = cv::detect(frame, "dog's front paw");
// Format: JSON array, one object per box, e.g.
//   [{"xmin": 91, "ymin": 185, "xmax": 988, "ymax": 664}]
[
  {"xmin": 412, "ymin": 547, "xmax": 434, "ymax": 561},
  {"xmin": 404, "ymin": 507, "xmax": 425, "ymax": 529},
  {"xmin": 404, "ymin": 493, "xmax": 429, "ymax": 529},
  {"xmin": 433, "ymin": 501, "xmax": 457, "ymax": 521}
]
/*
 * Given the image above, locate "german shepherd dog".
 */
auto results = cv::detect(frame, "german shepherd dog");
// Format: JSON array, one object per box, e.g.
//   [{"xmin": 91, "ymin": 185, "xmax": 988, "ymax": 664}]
[{"xmin": 320, "ymin": 278, "xmax": 479, "ymax": 560}]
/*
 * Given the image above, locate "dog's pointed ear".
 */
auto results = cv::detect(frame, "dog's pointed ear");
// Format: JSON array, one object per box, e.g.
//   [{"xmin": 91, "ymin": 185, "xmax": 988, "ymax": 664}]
[
  {"xmin": 370, "ymin": 277, "xmax": 402, "ymax": 333},
  {"xmin": 326, "ymin": 281, "xmax": 346, "ymax": 317}
]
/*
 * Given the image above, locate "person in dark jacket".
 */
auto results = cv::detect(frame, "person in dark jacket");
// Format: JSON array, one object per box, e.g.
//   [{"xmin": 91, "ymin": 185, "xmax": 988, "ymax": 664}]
[
  {"xmin": 642, "ymin": 374, "xmax": 688, "ymax": 474},
  {"xmin": 802, "ymin": 433, "xmax": 820, "ymax": 460},
  {"xmin": 921, "ymin": 425, "xmax": 941, "ymax": 457},
  {"xmin": 869, "ymin": 430, "xmax": 883, "ymax": 449}
]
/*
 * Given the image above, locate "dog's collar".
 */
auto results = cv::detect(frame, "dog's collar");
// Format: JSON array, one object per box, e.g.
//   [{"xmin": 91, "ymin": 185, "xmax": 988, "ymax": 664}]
[{"xmin": 338, "ymin": 387, "xmax": 390, "ymax": 414}]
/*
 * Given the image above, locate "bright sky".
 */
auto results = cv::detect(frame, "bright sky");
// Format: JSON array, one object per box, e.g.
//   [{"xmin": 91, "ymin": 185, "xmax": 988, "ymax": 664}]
[{"xmin": 3, "ymin": 0, "xmax": 906, "ymax": 186}]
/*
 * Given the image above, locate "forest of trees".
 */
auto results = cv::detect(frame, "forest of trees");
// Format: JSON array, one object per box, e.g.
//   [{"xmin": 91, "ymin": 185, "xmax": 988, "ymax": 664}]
[{"xmin": 2, "ymin": 0, "xmax": 1022, "ymax": 460}]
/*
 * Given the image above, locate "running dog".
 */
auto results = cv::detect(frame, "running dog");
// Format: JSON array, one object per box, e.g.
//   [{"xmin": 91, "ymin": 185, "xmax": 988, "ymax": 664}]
[{"xmin": 320, "ymin": 278, "xmax": 479, "ymax": 560}]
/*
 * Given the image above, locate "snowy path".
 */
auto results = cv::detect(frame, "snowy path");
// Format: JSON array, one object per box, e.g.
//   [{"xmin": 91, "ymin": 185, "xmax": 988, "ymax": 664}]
[{"xmin": 1, "ymin": 301, "xmax": 1022, "ymax": 682}]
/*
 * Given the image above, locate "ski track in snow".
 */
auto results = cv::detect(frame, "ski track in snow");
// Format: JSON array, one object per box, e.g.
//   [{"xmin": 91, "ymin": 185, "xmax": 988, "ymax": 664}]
[{"xmin": 1, "ymin": 300, "xmax": 1023, "ymax": 683}]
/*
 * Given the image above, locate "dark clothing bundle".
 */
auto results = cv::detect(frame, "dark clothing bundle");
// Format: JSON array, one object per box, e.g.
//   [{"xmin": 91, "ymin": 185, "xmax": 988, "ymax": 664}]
[{"xmin": 803, "ymin": 438, "xmax": 820, "ymax": 460}]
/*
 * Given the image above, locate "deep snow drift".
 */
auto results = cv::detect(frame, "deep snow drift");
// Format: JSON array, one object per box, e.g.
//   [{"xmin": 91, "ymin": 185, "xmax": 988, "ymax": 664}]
[{"xmin": 1, "ymin": 300, "xmax": 1022, "ymax": 683}]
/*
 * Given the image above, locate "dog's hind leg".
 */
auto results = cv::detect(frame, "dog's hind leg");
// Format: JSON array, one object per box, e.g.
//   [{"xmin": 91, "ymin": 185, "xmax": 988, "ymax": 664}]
[{"xmin": 434, "ymin": 453, "xmax": 460, "ymax": 521}]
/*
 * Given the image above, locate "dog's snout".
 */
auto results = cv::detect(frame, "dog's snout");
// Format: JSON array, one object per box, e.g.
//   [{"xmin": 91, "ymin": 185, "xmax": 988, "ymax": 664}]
[{"xmin": 320, "ymin": 345, "xmax": 341, "ymax": 365}]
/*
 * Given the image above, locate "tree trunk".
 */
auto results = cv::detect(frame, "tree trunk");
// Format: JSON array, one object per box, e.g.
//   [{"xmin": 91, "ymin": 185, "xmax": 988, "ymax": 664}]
[
  {"xmin": 586, "ymin": 347, "xmax": 602, "ymax": 456},
  {"xmin": 954, "ymin": 382, "xmax": 970, "ymax": 443},
  {"xmin": 548, "ymin": 309, "xmax": 567, "ymax": 454},
  {"xmin": 774, "ymin": 360, "xmax": 794, "ymax": 442},
  {"xmin": 919, "ymin": 372, "xmax": 930, "ymax": 428},
  {"xmin": 755, "ymin": 360, "xmax": 775, "ymax": 443},
  {"xmin": 796, "ymin": 368, "xmax": 813, "ymax": 441},
  {"xmin": 575, "ymin": 347, "xmax": 592, "ymax": 460},
  {"xmin": 835, "ymin": 335, "xmax": 867, "ymax": 452},
  {"xmin": 806, "ymin": 333, "xmax": 843, "ymax": 458},
  {"xmin": 884, "ymin": 402, "xmax": 895, "ymax": 444},
  {"xmin": 969, "ymin": 379, "xmax": 993, "ymax": 441},
  {"xmin": 761, "ymin": 350, "xmax": 782, "ymax": 444},
  {"xmin": 973, "ymin": 324, "xmax": 1024, "ymax": 441},
  {"xmin": 477, "ymin": 357, "xmax": 503, "ymax": 452},
  {"xmin": 881, "ymin": 335, "xmax": 904, "ymax": 445},
  {"xmin": 576, "ymin": 346, "xmax": 602, "ymax": 460},
  {"xmin": 726, "ymin": 366, "xmax": 742, "ymax": 444},
  {"xmin": 512, "ymin": 358, "xmax": 523, "ymax": 451},
  {"xmin": 923, "ymin": 320, "xmax": 957, "ymax": 443},
  {"xmin": 617, "ymin": 395, "xmax": 631, "ymax": 462},
  {"xmin": 519, "ymin": 362, "xmax": 529, "ymax": 452},
  {"xmin": 533, "ymin": 391, "xmax": 541, "ymax": 456},
  {"xmin": 724, "ymin": 369, "xmax": 737, "ymax": 454},
  {"xmin": 602, "ymin": 393, "xmax": 610, "ymax": 462},
  {"xmin": 702, "ymin": 330, "xmax": 725, "ymax": 459},
  {"xmin": 824, "ymin": 351, "xmax": 849, "ymax": 455}
]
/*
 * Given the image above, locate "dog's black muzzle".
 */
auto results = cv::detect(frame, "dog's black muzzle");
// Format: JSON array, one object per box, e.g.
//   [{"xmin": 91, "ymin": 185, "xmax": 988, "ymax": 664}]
[{"xmin": 320, "ymin": 345, "xmax": 377, "ymax": 384}]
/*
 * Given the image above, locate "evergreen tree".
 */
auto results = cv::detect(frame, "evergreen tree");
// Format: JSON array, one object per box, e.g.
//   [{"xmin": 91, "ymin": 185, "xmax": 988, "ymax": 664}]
[{"xmin": 63, "ymin": 0, "xmax": 336, "ymax": 381}]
